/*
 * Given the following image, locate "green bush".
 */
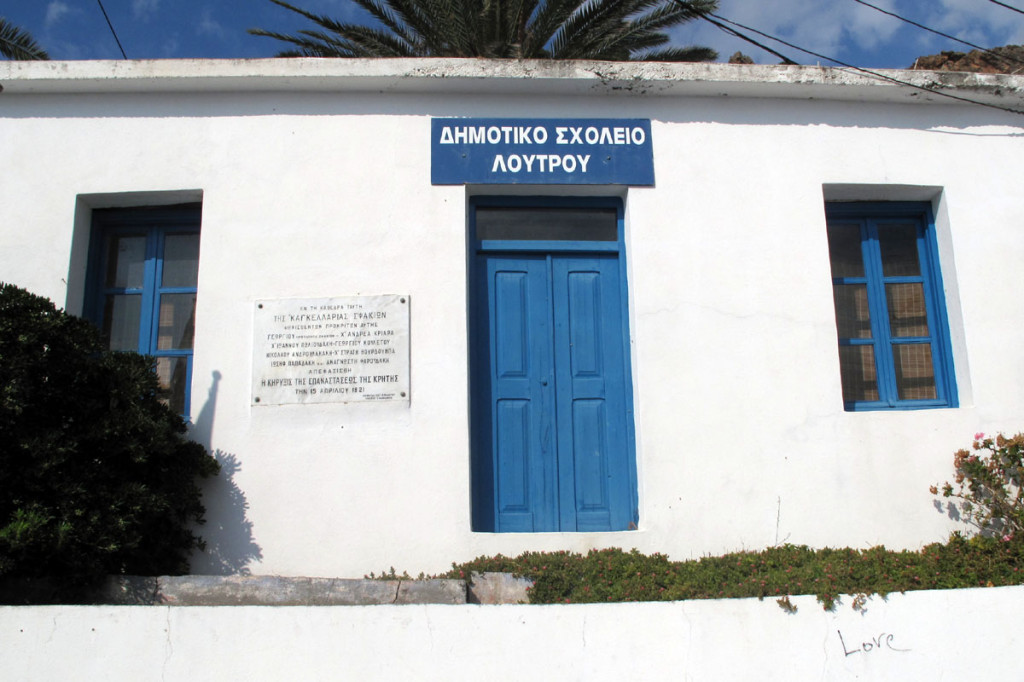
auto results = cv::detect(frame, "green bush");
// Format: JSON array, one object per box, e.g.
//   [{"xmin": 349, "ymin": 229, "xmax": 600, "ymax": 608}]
[
  {"xmin": 443, "ymin": 431, "xmax": 1024, "ymax": 608},
  {"xmin": 0, "ymin": 283, "xmax": 219, "ymax": 597},
  {"xmin": 445, "ymin": 535, "xmax": 1024, "ymax": 609}
]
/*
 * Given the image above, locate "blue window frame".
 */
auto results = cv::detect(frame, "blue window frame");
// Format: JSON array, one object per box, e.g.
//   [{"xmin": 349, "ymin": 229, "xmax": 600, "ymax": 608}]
[
  {"xmin": 469, "ymin": 196, "xmax": 639, "ymax": 532},
  {"xmin": 825, "ymin": 202, "xmax": 956, "ymax": 410},
  {"xmin": 85, "ymin": 205, "xmax": 201, "ymax": 417}
]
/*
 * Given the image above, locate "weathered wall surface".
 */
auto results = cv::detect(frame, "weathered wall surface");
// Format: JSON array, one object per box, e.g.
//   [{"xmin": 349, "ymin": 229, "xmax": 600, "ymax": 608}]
[
  {"xmin": 2, "ymin": 586, "xmax": 1020, "ymax": 681},
  {"xmin": 1, "ymin": 60, "xmax": 1022, "ymax": 577}
]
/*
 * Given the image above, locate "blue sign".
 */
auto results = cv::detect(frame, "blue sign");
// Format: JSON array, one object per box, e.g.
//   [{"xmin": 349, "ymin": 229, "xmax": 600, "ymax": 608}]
[{"xmin": 431, "ymin": 118, "xmax": 654, "ymax": 186}]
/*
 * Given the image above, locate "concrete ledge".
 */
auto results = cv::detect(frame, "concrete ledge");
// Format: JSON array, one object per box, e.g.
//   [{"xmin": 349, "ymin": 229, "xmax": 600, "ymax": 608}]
[
  {"xmin": 95, "ymin": 575, "xmax": 467, "ymax": 606},
  {"xmin": 1, "ymin": 573, "xmax": 535, "ymax": 606},
  {"xmin": 467, "ymin": 572, "xmax": 533, "ymax": 604}
]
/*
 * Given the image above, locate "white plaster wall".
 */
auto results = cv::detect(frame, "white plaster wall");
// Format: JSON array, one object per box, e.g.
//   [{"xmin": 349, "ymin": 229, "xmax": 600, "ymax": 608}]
[
  {"xmin": 1, "ymin": 69, "xmax": 1022, "ymax": 577},
  {"xmin": 2, "ymin": 586, "xmax": 1021, "ymax": 681}
]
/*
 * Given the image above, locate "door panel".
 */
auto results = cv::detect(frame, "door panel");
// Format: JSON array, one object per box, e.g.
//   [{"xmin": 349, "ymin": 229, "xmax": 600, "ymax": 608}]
[
  {"xmin": 478, "ymin": 251, "xmax": 634, "ymax": 532},
  {"xmin": 494, "ymin": 399, "xmax": 535, "ymax": 531},
  {"xmin": 488, "ymin": 256, "xmax": 556, "ymax": 532},
  {"xmin": 553, "ymin": 256, "xmax": 631, "ymax": 532}
]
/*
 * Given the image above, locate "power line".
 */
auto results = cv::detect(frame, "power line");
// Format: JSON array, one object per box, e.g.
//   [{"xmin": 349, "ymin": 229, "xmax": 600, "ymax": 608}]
[
  {"xmin": 96, "ymin": 0, "xmax": 128, "ymax": 59},
  {"xmin": 851, "ymin": 0, "xmax": 1024, "ymax": 69},
  {"xmin": 701, "ymin": 13, "xmax": 797, "ymax": 65},
  {"xmin": 700, "ymin": 11, "xmax": 1024, "ymax": 118},
  {"xmin": 986, "ymin": 0, "xmax": 1024, "ymax": 16}
]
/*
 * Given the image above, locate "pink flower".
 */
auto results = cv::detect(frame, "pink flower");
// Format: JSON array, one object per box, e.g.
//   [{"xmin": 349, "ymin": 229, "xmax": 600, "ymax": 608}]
[
  {"xmin": 974, "ymin": 432, "xmax": 985, "ymax": 440},
  {"xmin": 1002, "ymin": 534, "xmax": 1012, "ymax": 542}
]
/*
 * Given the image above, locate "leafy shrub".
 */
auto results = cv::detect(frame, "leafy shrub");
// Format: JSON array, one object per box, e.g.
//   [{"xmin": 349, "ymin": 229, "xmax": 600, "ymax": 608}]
[
  {"xmin": 444, "ymin": 535, "xmax": 1024, "ymax": 609},
  {"xmin": 931, "ymin": 432, "xmax": 1023, "ymax": 539},
  {"xmin": 0, "ymin": 283, "xmax": 219, "ymax": 598}
]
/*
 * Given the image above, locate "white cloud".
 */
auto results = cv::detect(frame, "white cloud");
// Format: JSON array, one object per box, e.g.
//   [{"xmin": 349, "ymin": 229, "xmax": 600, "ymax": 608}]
[
  {"xmin": 907, "ymin": 0, "xmax": 1024, "ymax": 49},
  {"xmin": 671, "ymin": 0, "xmax": 1024, "ymax": 65},
  {"xmin": 676, "ymin": 1, "xmax": 857, "ymax": 63},
  {"xmin": 133, "ymin": 0, "xmax": 160, "ymax": 19},
  {"xmin": 844, "ymin": 2, "xmax": 904, "ymax": 52},
  {"xmin": 45, "ymin": 1, "xmax": 71, "ymax": 27},
  {"xmin": 197, "ymin": 9, "xmax": 226, "ymax": 38},
  {"xmin": 160, "ymin": 35, "xmax": 180, "ymax": 57}
]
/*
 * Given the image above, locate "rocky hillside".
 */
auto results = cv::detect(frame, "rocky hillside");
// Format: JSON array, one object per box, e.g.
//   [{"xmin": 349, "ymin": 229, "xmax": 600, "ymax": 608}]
[{"xmin": 909, "ymin": 44, "xmax": 1024, "ymax": 74}]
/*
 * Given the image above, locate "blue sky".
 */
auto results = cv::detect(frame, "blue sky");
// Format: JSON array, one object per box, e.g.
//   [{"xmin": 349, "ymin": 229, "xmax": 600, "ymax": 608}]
[{"xmin": 3, "ymin": 0, "xmax": 1023, "ymax": 68}]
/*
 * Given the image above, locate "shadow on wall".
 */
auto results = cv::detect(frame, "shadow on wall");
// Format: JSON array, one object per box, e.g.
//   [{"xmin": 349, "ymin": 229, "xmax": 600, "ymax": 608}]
[
  {"xmin": 195, "ymin": 450, "xmax": 262, "ymax": 575},
  {"xmin": 189, "ymin": 370, "xmax": 262, "ymax": 575}
]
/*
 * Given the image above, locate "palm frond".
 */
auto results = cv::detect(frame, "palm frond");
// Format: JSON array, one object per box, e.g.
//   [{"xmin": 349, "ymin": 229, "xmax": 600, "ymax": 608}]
[
  {"xmin": 350, "ymin": 0, "xmax": 425, "ymax": 52},
  {"xmin": 248, "ymin": 28, "xmax": 356, "ymax": 57},
  {"xmin": 520, "ymin": 0, "xmax": 587, "ymax": 56},
  {"xmin": 590, "ymin": 2, "xmax": 709, "ymax": 58},
  {"xmin": 504, "ymin": 0, "xmax": 540, "ymax": 56},
  {"xmin": 637, "ymin": 45, "xmax": 718, "ymax": 62},
  {"xmin": 548, "ymin": 0, "xmax": 653, "ymax": 59},
  {"xmin": 302, "ymin": 27, "xmax": 416, "ymax": 57},
  {"xmin": 250, "ymin": 0, "xmax": 717, "ymax": 61},
  {"xmin": 386, "ymin": 0, "xmax": 477, "ymax": 55},
  {"xmin": 0, "ymin": 18, "xmax": 49, "ymax": 60}
]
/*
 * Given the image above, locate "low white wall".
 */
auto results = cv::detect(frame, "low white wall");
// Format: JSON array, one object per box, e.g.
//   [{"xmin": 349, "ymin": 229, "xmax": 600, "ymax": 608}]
[{"xmin": 2, "ymin": 586, "xmax": 1017, "ymax": 681}]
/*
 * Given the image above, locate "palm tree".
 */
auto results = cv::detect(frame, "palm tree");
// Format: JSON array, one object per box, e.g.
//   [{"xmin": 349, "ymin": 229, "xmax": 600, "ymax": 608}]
[
  {"xmin": 0, "ymin": 18, "xmax": 49, "ymax": 60},
  {"xmin": 250, "ymin": 0, "xmax": 718, "ymax": 61}
]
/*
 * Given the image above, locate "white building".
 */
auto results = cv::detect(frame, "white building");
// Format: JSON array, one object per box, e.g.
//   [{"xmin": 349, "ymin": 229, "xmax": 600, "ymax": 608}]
[{"xmin": 2, "ymin": 58, "xmax": 1022, "ymax": 579}]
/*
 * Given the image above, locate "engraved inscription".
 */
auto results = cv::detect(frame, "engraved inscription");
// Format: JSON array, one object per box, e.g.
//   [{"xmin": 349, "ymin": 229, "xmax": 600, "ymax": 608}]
[{"xmin": 252, "ymin": 295, "xmax": 410, "ymax": 405}]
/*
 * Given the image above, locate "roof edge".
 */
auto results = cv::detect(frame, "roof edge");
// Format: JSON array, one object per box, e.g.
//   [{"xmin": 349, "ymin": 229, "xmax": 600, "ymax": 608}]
[{"xmin": 1, "ymin": 58, "xmax": 1022, "ymax": 109}]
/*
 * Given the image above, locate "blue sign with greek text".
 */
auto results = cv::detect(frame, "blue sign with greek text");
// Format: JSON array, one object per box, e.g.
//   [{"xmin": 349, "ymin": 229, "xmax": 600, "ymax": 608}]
[{"xmin": 431, "ymin": 118, "xmax": 654, "ymax": 185}]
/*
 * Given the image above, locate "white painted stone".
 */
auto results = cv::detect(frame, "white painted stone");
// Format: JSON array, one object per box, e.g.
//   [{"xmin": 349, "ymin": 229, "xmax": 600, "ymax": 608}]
[{"xmin": 0, "ymin": 60, "xmax": 1022, "ymax": 579}]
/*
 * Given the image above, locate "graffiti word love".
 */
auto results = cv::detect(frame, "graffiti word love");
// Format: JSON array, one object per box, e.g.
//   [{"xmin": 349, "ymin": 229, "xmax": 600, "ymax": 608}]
[{"xmin": 838, "ymin": 630, "xmax": 910, "ymax": 657}]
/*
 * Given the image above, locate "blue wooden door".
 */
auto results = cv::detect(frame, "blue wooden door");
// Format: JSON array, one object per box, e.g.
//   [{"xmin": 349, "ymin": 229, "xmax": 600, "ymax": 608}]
[{"xmin": 476, "ymin": 252, "xmax": 635, "ymax": 532}]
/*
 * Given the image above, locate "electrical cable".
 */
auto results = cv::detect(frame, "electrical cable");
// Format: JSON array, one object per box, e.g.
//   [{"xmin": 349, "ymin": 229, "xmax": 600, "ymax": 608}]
[
  {"xmin": 851, "ymin": 0, "xmax": 1024, "ymax": 68},
  {"xmin": 986, "ymin": 0, "xmax": 1024, "ymax": 16},
  {"xmin": 96, "ymin": 0, "xmax": 128, "ymax": 59},
  {"xmin": 699, "ymin": 10, "xmax": 1024, "ymax": 118},
  {"xmin": 700, "ymin": 13, "xmax": 797, "ymax": 64}
]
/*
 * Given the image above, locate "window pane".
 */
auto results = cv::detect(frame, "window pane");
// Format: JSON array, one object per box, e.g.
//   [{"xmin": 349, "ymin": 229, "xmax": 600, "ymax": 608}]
[
  {"xmin": 154, "ymin": 356, "xmax": 189, "ymax": 415},
  {"xmin": 826, "ymin": 223, "xmax": 864, "ymax": 278},
  {"xmin": 893, "ymin": 344, "xmax": 937, "ymax": 400},
  {"xmin": 838, "ymin": 345, "xmax": 879, "ymax": 402},
  {"xmin": 104, "ymin": 234, "xmax": 146, "ymax": 288},
  {"xmin": 162, "ymin": 233, "xmax": 200, "ymax": 287},
  {"xmin": 879, "ymin": 224, "xmax": 921, "ymax": 277},
  {"xmin": 886, "ymin": 283, "xmax": 929, "ymax": 338},
  {"xmin": 102, "ymin": 295, "xmax": 141, "ymax": 350},
  {"xmin": 476, "ymin": 207, "xmax": 617, "ymax": 241},
  {"xmin": 833, "ymin": 284, "xmax": 872, "ymax": 339},
  {"xmin": 156, "ymin": 294, "xmax": 196, "ymax": 350}
]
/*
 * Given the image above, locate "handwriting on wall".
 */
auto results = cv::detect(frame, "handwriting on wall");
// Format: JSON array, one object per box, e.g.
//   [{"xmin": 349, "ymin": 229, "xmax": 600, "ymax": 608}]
[
  {"xmin": 837, "ymin": 630, "xmax": 910, "ymax": 657},
  {"xmin": 251, "ymin": 295, "xmax": 410, "ymax": 405}
]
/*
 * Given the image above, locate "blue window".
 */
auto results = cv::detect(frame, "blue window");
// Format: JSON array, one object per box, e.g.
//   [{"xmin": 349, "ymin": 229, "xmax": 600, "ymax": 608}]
[
  {"xmin": 469, "ymin": 197, "xmax": 638, "ymax": 532},
  {"xmin": 86, "ymin": 205, "xmax": 201, "ymax": 416},
  {"xmin": 825, "ymin": 202, "xmax": 956, "ymax": 410}
]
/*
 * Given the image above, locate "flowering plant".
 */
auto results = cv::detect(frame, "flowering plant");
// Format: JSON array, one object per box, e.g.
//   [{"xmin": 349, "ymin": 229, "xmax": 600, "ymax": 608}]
[{"xmin": 931, "ymin": 432, "xmax": 1023, "ymax": 540}]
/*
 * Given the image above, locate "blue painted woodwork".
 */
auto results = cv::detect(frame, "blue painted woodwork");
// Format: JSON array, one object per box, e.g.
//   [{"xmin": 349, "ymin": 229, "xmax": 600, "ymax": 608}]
[
  {"xmin": 470, "ymin": 197, "xmax": 637, "ymax": 532},
  {"xmin": 432, "ymin": 119, "xmax": 654, "ymax": 185},
  {"xmin": 85, "ymin": 205, "xmax": 201, "ymax": 417},
  {"xmin": 825, "ymin": 202, "xmax": 956, "ymax": 411}
]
